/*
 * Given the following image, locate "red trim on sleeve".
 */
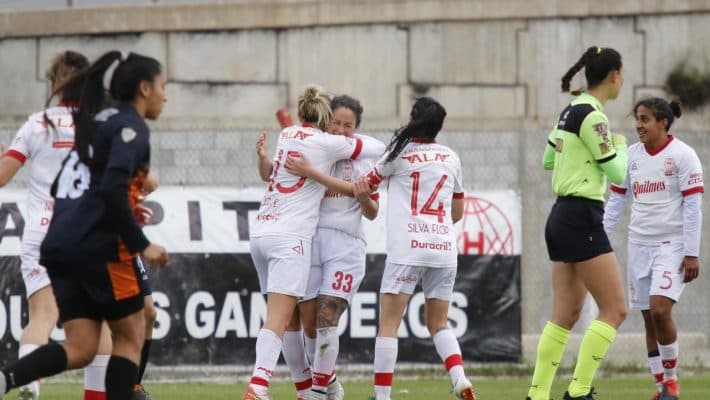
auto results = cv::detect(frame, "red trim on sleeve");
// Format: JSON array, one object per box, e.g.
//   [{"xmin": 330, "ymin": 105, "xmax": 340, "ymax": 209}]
[
  {"xmin": 453, "ymin": 192, "xmax": 464, "ymax": 199},
  {"xmin": 5, "ymin": 149, "xmax": 27, "ymax": 164},
  {"xmin": 370, "ymin": 192, "xmax": 380, "ymax": 201},
  {"xmin": 367, "ymin": 168, "xmax": 384, "ymax": 186},
  {"xmin": 350, "ymin": 137, "xmax": 363, "ymax": 160},
  {"xmin": 682, "ymin": 186, "xmax": 704, "ymax": 196},
  {"xmin": 609, "ymin": 185, "xmax": 627, "ymax": 195}
]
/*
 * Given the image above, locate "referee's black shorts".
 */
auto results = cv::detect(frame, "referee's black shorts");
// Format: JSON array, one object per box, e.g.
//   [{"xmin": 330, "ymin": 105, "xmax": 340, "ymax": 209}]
[{"xmin": 545, "ymin": 196, "xmax": 613, "ymax": 262}]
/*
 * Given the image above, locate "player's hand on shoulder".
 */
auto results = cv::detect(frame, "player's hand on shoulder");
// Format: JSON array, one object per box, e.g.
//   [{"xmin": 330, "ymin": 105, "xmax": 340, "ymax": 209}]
[
  {"xmin": 143, "ymin": 243, "xmax": 168, "ymax": 268},
  {"xmin": 681, "ymin": 256, "xmax": 700, "ymax": 283},
  {"xmin": 284, "ymin": 153, "xmax": 313, "ymax": 177},
  {"xmin": 354, "ymin": 176, "xmax": 373, "ymax": 202}
]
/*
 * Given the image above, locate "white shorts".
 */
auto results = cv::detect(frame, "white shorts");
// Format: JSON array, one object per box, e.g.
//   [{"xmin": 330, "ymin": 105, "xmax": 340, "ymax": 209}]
[
  {"xmin": 627, "ymin": 241, "xmax": 686, "ymax": 310},
  {"xmin": 250, "ymin": 235, "xmax": 312, "ymax": 297},
  {"xmin": 380, "ymin": 261, "xmax": 456, "ymax": 301},
  {"xmin": 20, "ymin": 230, "xmax": 51, "ymax": 298},
  {"xmin": 303, "ymin": 228, "xmax": 366, "ymax": 303}
]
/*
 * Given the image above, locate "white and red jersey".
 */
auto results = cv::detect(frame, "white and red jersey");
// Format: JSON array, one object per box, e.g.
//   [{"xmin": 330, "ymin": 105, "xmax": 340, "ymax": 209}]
[
  {"xmin": 610, "ymin": 136, "xmax": 703, "ymax": 244},
  {"xmin": 252, "ymin": 124, "xmax": 373, "ymax": 240},
  {"xmin": 317, "ymin": 134, "xmax": 386, "ymax": 242},
  {"xmin": 367, "ymin": 139, "xmax": 464, "ymax": 268},
  {"xmin": 5, "ymin": 105, "xmax": 75, "ymax": 234}
]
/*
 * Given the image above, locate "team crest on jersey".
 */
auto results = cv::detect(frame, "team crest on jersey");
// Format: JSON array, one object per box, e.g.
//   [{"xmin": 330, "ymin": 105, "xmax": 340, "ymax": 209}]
[
  {"xmin": 121, "ymin": 127, "xmax": 137, "ymax": 143},
  {"xmin": 342, "ymin": 160, "xmax": 353, "ymax": 181},
  {"xmin": 663, "ymin": 157, "xmax": 674, "ymax": 176},
  {"xmin": 630, "ymin": 162, "xmax": 638, "ymax": 172}
]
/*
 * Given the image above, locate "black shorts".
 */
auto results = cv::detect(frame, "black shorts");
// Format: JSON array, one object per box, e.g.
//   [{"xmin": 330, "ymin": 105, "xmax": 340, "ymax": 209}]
[
  {"xmin": 545, "ymin": 196, "xmax": 613, "ymax": 262},
  {"xmin": 134, "ymin": 257, "xmax": 153, "ymax": 296},
  {"xmin": 46, "ymin": 258, "xmax": 145, "ymax": 323}
]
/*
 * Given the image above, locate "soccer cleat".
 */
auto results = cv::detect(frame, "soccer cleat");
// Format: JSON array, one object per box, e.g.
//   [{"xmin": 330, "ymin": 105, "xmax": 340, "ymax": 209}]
[
  {"xmin": 133, "ymin": 384, "xmax": 154, "ymax": 400},
  {"xmin": 562, "ymin": 387, "xmax": 596, "ymax": 400},
  {"xmin": 242, "ymin": 385, "xmax": 270, "ymax": 400},
  {"xmin": 17, "ymin": 381, "xmax": 39, "ymax": 400},
  {"xmin": 651, "ymin": 390, "xmax": 661, "ymax": 400},
  {"xmin": 453, "ymin": 378, "xmax": 476, "ymax": 400},
  {"xmin": 658, "ymin": 379, "xmax": 679, "ymax": 400},
  {"xmin": 327, "ymin": 379, "xmax": 345, "ymax": 400}
]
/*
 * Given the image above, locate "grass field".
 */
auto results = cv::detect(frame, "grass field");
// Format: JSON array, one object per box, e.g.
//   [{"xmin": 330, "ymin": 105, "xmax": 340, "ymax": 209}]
[{"xmin": 4, "ymin": 375, "xmax": 708, "ymax": 400}]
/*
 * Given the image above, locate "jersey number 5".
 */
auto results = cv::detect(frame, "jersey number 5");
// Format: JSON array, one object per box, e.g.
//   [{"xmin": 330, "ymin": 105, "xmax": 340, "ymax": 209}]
[
  {"xmin": 54, "ymin": 150, "xmax": 91, "ymax": 199},
  {"xmin": 409, "ymin": 172, "xmax": 447, "ymax": 223}
]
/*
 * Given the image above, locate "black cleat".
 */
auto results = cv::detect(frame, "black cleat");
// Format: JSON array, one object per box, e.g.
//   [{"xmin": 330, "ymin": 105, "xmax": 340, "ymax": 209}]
[{"xmin": 563, "ymin": 388, "xmax": 596, "ymax": 400}]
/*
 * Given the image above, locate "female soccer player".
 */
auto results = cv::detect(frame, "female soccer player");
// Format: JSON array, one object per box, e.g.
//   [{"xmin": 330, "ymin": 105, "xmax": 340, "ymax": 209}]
[
  {"xmin": 0, "ymin": 50, "xmax": 168, "ymax": 400},
  {"xmin": 245, "ymin": 85, "xmax": 381, "ymax": 400},
  {"xmin": 286, "ymin": 97, "xmax": 476, "ymax": 400},
  {"xmin": 259, "ymin": 95, "xmax": 384, "ymax": 400},
  {"xmin": 604, "ymin": 98, "xmax": 702, "ymax": 400},
  {"xmin": 0, "ymin": 50, "xmax": 89, "ymax": 400},
  {"xmin": 528, "ymin": 46, "xmax": 628, "ymax": 400}
]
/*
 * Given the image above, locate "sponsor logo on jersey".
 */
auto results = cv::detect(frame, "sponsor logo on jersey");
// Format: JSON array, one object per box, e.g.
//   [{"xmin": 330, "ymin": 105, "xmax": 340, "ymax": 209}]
[
  {"xmin": 281, "ymin": 130, "xmax": 313, "ymax": 140},
  {"xmin": 688, "ymin": 172, "xmax": 703, "ymax": 185},
  {"xmin": 410, "ymin": 239, "xmax": 453, "ymax": 251},
  {"xmin": 292, "ymin": 240, "xmax": 304, "ymax": 255},
  {"xmin": 632, "ymin": 180, "xmax": 666, "ymax": 197},
  {"xmin": 401, "ymin": 152, "xmax": 450, "ymax": 164}
]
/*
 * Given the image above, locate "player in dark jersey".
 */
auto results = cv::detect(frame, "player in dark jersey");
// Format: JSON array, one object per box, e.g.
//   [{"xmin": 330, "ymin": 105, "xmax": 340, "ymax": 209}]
[
  {"xmin": 527, "ymin": 46, "xmax": 629, "ymax": 400},
  {"xmin": 0, "ymin": 50, "xmax": 168, "ymax": 400}
]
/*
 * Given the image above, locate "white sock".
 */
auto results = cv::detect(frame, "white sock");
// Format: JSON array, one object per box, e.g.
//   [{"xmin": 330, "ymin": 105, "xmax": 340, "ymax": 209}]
[
  {"xmin": 18, "ymin": 344, "xmax": 40, "ymax": 358},
  {"xmin": 18, "ymin": 344, "xmax": 40, "ymax": 394},
  {"xmin": 250, "ymin": 329, "xmax": 282, "ymax": 395},
  {"xmin": 374, "ymin": 337, "xmax": 398, "ymax": 400},
  {"xmin": 305, "ymin": 334, "xmax": 317, "ymax": 366},
  {"xmin": 648, "ymin": 352, "xmax": 664, "ymax": 391},
  {"xmin": 433, "ymin": 329, "xmax": 466, "ymax": 385},
  {"xmin": 282, "ymin": 330, "xmax": 311, "ymax": 396},
  {"xmin": 312, "ymin": 327, "xmax": 339, "ymax": 393},
  {"xmin": 84, "ymin": 354, "xmax": 109, "ymax": 393},
  {"xmin": 658, "ymin": 341, "xmax": 679, "ymax": 381}
]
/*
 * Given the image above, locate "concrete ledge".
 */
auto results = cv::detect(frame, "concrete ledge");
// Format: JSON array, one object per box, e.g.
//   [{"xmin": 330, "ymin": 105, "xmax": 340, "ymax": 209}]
[{"xmin": 2, "ymin": 0, "xmax": 710, "ymax": 38}]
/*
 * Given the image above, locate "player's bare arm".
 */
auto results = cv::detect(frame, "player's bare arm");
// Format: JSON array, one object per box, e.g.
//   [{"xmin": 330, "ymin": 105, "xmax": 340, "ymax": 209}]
[
  {"xmin": 354, "ymin": 175, "xmax": 378, "ymax": 220},
  {"xmin": 285, "ymin": 153, "xmax": 356, "ymax": 196},
  {"xmin": 256, "ymin": 131, "xmax": 273, "ymax": 182},
  {"xmin": 452, "ymin": 197, "xmax": 464, "ymax": 223},
  {"xmin": 0, "ymin": 144, "xmax": 23, "ymax": 187}
]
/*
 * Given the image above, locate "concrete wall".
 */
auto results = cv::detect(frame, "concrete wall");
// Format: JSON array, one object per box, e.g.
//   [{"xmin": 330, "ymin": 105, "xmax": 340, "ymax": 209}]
[{"xmin": 2, "ymin": 0, "xmax": 710, "ymax": 363}]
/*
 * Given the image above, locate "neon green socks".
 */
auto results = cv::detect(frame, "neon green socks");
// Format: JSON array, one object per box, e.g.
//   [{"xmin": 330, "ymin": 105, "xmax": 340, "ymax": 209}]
[
  {"xmin": 567, "ymin": 320, "xmax": 617, "ymax": 397},
  {"xmin": 528, "ymin": 321, "xmax": 570, "ymax": 400}
]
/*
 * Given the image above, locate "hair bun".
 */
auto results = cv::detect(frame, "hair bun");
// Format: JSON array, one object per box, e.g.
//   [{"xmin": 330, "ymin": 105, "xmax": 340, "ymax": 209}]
[
  {"xmin": 303, "ymin": 84, "xmax": 322, "ymax": 102},
  {"xmin": 669, "ymin": 100, "xmax": 682, "ymax": 118}
]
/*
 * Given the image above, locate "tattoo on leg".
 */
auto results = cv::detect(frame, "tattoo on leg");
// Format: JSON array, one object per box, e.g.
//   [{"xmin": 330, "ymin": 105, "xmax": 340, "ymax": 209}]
[{"xmin": 317, "ymin": 295, "xmax": 349, "ymax": 328}]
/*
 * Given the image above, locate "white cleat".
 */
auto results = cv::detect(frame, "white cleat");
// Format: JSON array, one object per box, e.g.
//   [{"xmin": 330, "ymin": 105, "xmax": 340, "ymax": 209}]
[
  {"xmin": 453, "ymin": 378, "xmax": 476, "ymax": 400},
  {"xmin": 327, "ymin": 379, "xmax": 345, "ymax": 400},
  {"xmin": 17, "ymin": 381, "xmax": 39, "ymax": 400}
]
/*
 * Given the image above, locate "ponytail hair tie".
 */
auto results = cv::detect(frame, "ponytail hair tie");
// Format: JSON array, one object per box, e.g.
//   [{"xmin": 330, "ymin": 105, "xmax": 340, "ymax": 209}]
[
  {"xmin": 596, "ymin": 46, "xmax": 602, "ymax": 54},
  {"xmin": 103, "ymin": 51, "xmax": 129, "ymax": 91}
]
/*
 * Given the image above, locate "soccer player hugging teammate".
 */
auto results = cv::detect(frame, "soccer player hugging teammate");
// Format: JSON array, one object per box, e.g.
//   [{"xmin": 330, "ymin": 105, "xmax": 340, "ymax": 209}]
[
  {"xmin": 528, "ymin": 46, "xmax": 629, "ymax": 400},
  {"xmin": 0, "ymin": 50, "xmax": 168, "ymax": 400},
  {"xmin": 286, "ymin": 97, "xmax": 476, "ymax": 400},
  {"xmin": 265, "ymin": 95, "xmax": 385, "ymax": 400},
  {"xmin": 245, "ymin": 85, "xmax": 383, "ymax": 400},
  {"xmin": 604, "ymin": 98, "xmax": 703, "ymax": 400}
]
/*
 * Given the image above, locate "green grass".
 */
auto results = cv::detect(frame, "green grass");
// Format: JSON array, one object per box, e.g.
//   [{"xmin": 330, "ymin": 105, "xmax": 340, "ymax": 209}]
[{"xmin": 4, "ymin": 375, "xmax": 709, "ymax": 400}]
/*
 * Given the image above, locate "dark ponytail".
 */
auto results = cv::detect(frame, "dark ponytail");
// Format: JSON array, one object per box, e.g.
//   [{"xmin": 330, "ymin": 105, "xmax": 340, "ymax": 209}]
[
  {"xmin": 561, "ymin": 46, "xmax": 622, "ymax": 95},
  {"xmin": 62, "ymin": 51, "xmax": 162, "ymax": 163},
  {"xmin": 634, "ymin": 97, "xmax": 682, "ymax": 131},
  {"xmin": 385, "ymin": 97, "xmax": 446, "ymax": 163}
]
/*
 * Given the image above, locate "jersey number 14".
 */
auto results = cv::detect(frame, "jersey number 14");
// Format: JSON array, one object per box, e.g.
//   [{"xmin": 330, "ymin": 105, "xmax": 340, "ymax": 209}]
[{"xmin": 409, "ymin": 172, "xmax": 447, "ymax": 223}]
